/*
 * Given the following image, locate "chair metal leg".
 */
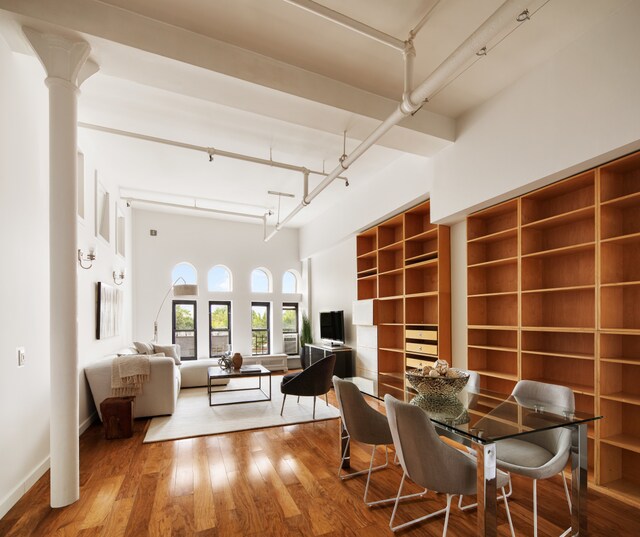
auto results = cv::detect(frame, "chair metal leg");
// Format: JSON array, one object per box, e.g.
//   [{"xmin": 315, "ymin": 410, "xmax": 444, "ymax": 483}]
[
  {"xmin": 280, "ymin": 394, "xmax": 287, "ymax": 415},
  {"xmin": 561, "ymin": 471, "xmax": 571, "ymax": 514},
  {"xmin": 389, "ymin": 473, "xmax": 446, "ymax": 533},
  {"xmin": 297, "ymin": 396, "xmax": 300, "ymax": 403},
  {"xmin": 313, "ymin": 396, "xmax": 316, "ymax": 419},
  {"xmin": 325, "ymin": 393, "xmax": 329, "ymax": 406},
  {"xmin": 502, "ymin": 487, "xmax": 515, "ymax": 537},
  {"xmin": 457, "ymin": 487, "xmax": 515, "ymax": 537},
  {"xmin": 442, "ymin": 494, "xmax": 453, "ymax": 537},
  {"xmin": 533, "ymin": 479, "xmax": 538, "ymax": 537}
]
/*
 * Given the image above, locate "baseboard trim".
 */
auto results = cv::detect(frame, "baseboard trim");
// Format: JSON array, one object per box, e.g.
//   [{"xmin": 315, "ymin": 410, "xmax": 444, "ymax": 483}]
[
  {"xmin": 0, "ymin": 456, "xmax": 50, "ymax": 519},
  {"xmin": 79, "ymin": 412, "xmax": 97, "ymax": 435}
]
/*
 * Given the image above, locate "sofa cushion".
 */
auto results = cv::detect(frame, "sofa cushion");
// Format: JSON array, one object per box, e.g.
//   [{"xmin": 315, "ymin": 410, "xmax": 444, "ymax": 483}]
[
  {"xmin": 181, "ymin": 358, "xmax": 229, "ymax": 388},
  {"xmin": 153, "ymin": 344, "xmax": 181, "ymax": 365},
  {"xmin": 134, "ymin": 341, "xmax": 155, "ymax": 354}
]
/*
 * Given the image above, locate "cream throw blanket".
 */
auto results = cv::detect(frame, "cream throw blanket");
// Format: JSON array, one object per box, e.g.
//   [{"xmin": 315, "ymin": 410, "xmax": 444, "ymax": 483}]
[{"xmin": 111, "ymin": 354, "xmax": 151, "ymax": 396}]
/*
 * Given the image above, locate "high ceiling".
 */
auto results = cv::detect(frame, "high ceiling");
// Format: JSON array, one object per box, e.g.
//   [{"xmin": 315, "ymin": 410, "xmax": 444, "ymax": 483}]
[{"xmin": 0, "ymin": 0, "xmax": 629, "ymax": 227}]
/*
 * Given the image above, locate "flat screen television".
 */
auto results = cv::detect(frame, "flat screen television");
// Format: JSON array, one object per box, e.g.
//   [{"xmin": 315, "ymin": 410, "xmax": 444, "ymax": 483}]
[{"xmin": 320, "ymin": 310, "xmax": 345, "ymax": 344}]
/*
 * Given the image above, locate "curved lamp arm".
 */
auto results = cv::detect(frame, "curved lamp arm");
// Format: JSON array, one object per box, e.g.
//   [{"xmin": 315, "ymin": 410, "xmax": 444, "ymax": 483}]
[{"xmin": 153, "ymin": 276, "xmax": 186, "ymax": 342}]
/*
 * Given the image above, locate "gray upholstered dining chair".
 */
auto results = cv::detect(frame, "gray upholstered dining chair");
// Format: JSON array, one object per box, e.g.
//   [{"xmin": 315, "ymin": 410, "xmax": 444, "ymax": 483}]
[
  {"xmin": 495, "ymin": 380, "xmax": 574, "ymax": 537},
  {"xmin": 384, "ymin": 394, "xmax": 515, "ymax": 536}
]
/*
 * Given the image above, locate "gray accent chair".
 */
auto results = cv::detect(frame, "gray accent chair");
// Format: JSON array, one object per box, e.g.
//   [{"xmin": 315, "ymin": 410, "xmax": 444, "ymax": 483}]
[
  {"xmin": 494, "ymin": 380, "xmax": 574, "ymax": 537},
  {"xmin": 384, "ymin": 394, "xmax": 514, "ymax": 536},
  {"xmin": 280, "ymin": 354, "xmax": 336, "ymax": 419}
]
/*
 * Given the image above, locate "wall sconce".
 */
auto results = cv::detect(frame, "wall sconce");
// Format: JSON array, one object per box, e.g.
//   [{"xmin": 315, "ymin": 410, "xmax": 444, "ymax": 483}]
[
  {"xmin": 113, "ymin": 269, "xmax": 125, "ymax": 285},
  {"xmin": 77, "ymin": 248, "xmax": 96, "ymax": 270}
]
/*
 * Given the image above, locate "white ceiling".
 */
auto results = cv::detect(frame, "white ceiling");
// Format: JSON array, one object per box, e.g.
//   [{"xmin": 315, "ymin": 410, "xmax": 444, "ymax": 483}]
[{"xmin": 0, "ymin": 0, "xmax": 629, "ymax": 228}]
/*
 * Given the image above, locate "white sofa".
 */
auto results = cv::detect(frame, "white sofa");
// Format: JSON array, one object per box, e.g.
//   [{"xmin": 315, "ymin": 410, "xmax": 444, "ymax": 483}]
[{"xmin": 85, "ymin": 348, "xmax": 289, "ymax": 421}]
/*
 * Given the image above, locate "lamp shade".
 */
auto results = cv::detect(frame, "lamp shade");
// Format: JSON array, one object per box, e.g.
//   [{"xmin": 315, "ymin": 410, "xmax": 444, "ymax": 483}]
[{"xmin": 174, "ymin": 283, "xmax": 199, "ymax": 296}]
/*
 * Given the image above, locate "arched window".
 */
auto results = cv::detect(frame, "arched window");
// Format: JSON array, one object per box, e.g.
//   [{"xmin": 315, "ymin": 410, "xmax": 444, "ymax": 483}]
[
  {"xmin": 282, "ymin": 270, "xmax": 300, "ymax": 294},
  {"xmin": 171, "ymin": 262, "xmax": 197, "ymax": 285},
  {"xmin": 208, "ymin": 265, "xmax": 232, "ymax": 292},
  {"xmin": 251, "ymin": 268, "xmax": 272, "ymax": 293}
]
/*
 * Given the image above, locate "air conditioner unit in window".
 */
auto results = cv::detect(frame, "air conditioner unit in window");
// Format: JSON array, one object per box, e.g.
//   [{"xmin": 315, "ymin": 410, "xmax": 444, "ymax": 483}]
[{"xmin": 283, "ymin": 333, "xmax": 299, "ymax": 355}]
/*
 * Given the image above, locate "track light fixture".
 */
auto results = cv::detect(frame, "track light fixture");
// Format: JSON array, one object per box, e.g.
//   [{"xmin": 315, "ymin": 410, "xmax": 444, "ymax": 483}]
[{"xmin": 517, "ymin": 9, "xmax": 530, "ymax": 22}]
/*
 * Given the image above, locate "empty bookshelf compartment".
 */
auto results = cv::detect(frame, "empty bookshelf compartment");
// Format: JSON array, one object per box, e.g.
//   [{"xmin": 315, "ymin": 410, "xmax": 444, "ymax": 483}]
[
  {"xmin": 601, "ymin": 362, "xmax": 640, "ymax": 403},
  {"xmin": 404, "ymin": 202, "xmax": 435, "ymax": 238},
  {"xmin": 378, "ymin": 215, "xmax": 403, "ymax": 248},
  {"xmin": 378, "ymin": 269, "xmax": 403, "ymax": 298},
  {"xmin": 601, "ymin": 284, "xmax": 640, "ymax": 330},
  {"xmin": 405, "ymin": 232, "xmax": 438, "ymax": 265},
  {"xmin": 468, "ymin": 259, "xmax": 517, "ymax": 295},
  {"xmin": 600, "ymin": 151, "xmax": 640, "ymax": 202},
  {"xmin": 521, "ymin": 330, "xmax": 594, "ymax": 359},
  {"xmin": 468, "ymin": 294, "xmax": 517, "ymax": 327},
  {"xmin": 378, "ymin": 244, "xmax": 403, "ymax": 273},
  {"xmin": 405, "ymin": 261, "xmax": 438, "ymax": 295},
  {"xmin": 521, "ymin": 171, "xmax": 595, "ymax": 225},
  {"xmin": 467, "ymin": 234, "xmax": 517, "ymax": 265},
  {"xmin": 405, "ymin": 296, "xmax": 438, "ymax": 326},
  {"xmin": 357, "ymin": 228, "xmax": 376, "ymax": 256},
  {"xmin": 378, "ymin": 324, "xmax": 404, "ymax": 351},
  {"xmin": 521, "ymin": 212, "xmax": 595, "ymax": 255},
  {"xmin": 521, "ymin": 288, "xmax": 595, "ymax": 329},
  {"xmin": 357, "ymin": 276, "xmax": 377, "ymax": 300},
  {"xmin": 599, "ymin": 444, "xmax": 640, "ymax": 500},
  {"xmin": 377, "ymin": 297, "xmax": 403, "ymax": 324},
  {"xmin": 600, "ymin": 399, "xmax": 640, "ymax": 449},
  {"xmin": 601, "ymin": 198, "xmax": 640, "ymax": 240},
  {"xmin": 521, "ymin": 353, "xmax": 594, "ymax": 395},
  {"xmin": 467, "ymin": 200, "xmax": 518, "ymax": 240},
  {"xmin": 601, "ymin": 333, "xmax": 640, "ymax": 364},
  {"xmin": 478, "ymin": 375, "xmax": 516, "ymax": 395},
  {"xmin": 521, "ymin": 246, "xmax": 595, "ymax": 291},
  {"xmin": 468, "ymin": 347, "xmax": 517, "ymax": 379},
  {"xmin": 357, "ymin": 251, "xmax": 377, "ymax": 276},
  {"xmin": 601, "ymin": 235, "xmax": 640, "ymax": 284},
  {"xmin": 468, "ymin": 328, "xmax": 517, "ymax": 350}
]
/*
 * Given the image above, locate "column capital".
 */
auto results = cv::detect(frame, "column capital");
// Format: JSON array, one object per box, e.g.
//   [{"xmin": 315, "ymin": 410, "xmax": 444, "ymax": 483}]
[{"xmin": 22, "ymin": 27, "xmax": 98, "ymax": 88}]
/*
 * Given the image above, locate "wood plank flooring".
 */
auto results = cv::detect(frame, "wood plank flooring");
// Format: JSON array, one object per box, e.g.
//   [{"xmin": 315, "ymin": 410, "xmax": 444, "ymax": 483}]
[{"xmin": 1, "ymin": 390, "xmax": 639, "ymax": 536}]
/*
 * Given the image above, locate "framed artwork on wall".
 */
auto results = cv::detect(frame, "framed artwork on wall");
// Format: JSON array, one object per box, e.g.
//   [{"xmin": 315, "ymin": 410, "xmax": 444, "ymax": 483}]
[
  {"xmin": 96, "ymin": 281, "xmax": 123, "ymax": 339},
  {"xmin": 95, "ymin": 172, "xmax": 110, "ymax": 243},
  {"xmin": 115, "ymin": 204, "xmax": 125, "ymax": 257},
  {"xmin": 77, "ymin": 151, "xmax": 85, "ymax": 220}
]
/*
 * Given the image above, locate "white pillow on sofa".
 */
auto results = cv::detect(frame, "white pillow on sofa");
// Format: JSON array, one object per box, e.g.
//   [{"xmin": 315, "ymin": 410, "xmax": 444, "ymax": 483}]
[
  {"xmin": 134, "ymin": 341, "xmax": 155, "ymax": 355},
  {"xmin": 153, "ymin": 344, "xmax": 181, "ymax": 365}
]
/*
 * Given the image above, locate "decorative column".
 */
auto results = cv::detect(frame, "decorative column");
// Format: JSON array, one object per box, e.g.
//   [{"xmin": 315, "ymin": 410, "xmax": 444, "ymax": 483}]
[{"xmin": 23, "ymin": 27, "xmax": 98, "ymax": 508}]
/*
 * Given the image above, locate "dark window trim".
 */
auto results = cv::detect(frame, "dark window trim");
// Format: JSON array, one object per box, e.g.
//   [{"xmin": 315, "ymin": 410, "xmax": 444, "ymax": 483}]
[
  {"xmin": 251, "ymin": 301, "xmax": 271, "ymax": 356},
  {"xmin": 172, "ymin": 300, "xmax": 197, "ymax": 360},
  {"xmin": 209, "ymin": 300, "xmax": 232, "ymax": 357},
  {"xmin": 282, "ymin": 302, "xmax": 299, "ymax": 356}
]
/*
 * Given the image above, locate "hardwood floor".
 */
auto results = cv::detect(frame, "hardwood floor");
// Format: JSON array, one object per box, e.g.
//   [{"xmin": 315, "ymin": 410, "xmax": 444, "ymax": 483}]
[{"xmin": 1, "ymin": 391, "xmax": 638, "ymax": 536}]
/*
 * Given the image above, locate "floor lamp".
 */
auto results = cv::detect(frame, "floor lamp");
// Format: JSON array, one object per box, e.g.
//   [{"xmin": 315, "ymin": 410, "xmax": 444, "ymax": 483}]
[{"xmin": 154, "ymin": 276, "xmax": 199, "ymax": 342}]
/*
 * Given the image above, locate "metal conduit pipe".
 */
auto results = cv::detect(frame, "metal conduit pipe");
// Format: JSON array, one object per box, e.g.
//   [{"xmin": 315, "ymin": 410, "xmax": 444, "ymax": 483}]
[{"xmin": 264, "ymin": 0, "xmax": 533, "ymax": 242}]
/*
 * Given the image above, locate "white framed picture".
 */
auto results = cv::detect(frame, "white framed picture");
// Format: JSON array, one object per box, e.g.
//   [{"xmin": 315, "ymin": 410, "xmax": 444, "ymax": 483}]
[
  {"xmin": 115, "ymin": 203, "xmax": 126, "ymax": 258},
  {"xmin": 95, "ymin": 172, "xmax": 110, "ymax": 243}
]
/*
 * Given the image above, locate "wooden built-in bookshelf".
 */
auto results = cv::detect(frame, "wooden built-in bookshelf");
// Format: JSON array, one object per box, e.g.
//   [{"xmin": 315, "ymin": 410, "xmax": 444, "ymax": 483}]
[
  {"xmin": 356, "ymin": 200, "xmax": 451, "ymax": 400},
  {"xmin": 466, "ymin": 149, "xmax": 640, "ymax": 507}
]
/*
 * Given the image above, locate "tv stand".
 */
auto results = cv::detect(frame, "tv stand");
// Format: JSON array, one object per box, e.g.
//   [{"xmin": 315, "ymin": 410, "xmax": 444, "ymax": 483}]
[{"xmin": 305, "ymin": 343, "xmax": 353, "ymax": 378}]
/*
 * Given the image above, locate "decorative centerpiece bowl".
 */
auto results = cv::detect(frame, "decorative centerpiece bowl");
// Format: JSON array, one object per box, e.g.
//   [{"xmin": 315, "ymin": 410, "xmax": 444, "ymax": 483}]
[
  {"xmin": 410, "ymin": 394, "xmax": 470, "ymax": 425},
  {"xmin": 405, "ymin": 367, "xmax": 470, "ymax": 397}
]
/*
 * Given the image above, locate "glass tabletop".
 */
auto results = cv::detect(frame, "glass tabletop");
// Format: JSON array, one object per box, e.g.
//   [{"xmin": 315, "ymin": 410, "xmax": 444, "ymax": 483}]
[{"xmin": 344, "ymin": 375, "xmax": 601, "ymax": 444}]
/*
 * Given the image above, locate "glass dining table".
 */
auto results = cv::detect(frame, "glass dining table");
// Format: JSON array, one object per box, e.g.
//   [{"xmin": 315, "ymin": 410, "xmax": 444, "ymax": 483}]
[{"xmin": 342, "ymin": 376, "xmax": 601, "ymax": 537}]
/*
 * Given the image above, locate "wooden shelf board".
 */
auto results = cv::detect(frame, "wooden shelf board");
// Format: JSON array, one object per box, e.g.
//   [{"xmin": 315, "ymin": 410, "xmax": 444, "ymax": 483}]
[
  {"xmin": 378, "ymin": 239, "xmax": 404, "ymax": 252},
  {"xmin": 601, "ymin": 190, "xmax": 640, "ymax": 208},
  {"xmin": 521, "ymin": 284, "xmax": 595, "ymax": 294},
  {"xmin": 378, "ymin": 294, "xmax": 404, "ymax": 301},
  {"xmin": 521, "ymin": 205, "xmax": 595, "ymax": 230},
  {"xmin": 379, "ymin": 371, "xmax": 405, "ymax": 380},
  {"xmin": 467, "ymin": 256, "xmax": 518, "ymax": 269},
  {"xmin": 404, "ymin": 252, "xmax": 437, "ymax": 265},
  {"xmin": 529, "ymin": 378, "xmax": 594, "ymax": 395},
  {"xmin": 601, "ymin": 281, "xmax": 640, "ymax": 289},
  {"xmin": 521, "ymin": 349, "xmax": 594, "ymax": 361},
  {"xmin": 599, "ymin": 327, "xmax": 640, "ymax": 334},
  {"xmin": 357, "ymin": 273, "xmax": 377, "ymax": 282},
  {"xmin": 405, "ymin": 257, "xmax": 438, "ymax": 270},
  {"xmin": 405, "ymin": 227, "xmax": 437, "ymax": 241},
  {"xmin": 468, "ymin": 291, "xmax": 518, "ymax": 298},
  {"xmin": 468, "ymin": 344, "xmax": 518, "ymax": 353},
  {"xmin": 378, "ymin": 347, "xmax": 404, "ymax": 354},
  {"xmin": 521, "ymin": 241, "xmax": 595, "ymax": 260},
  {"xmin": 467, "ymin": 227, "xmax": 517, "ymax": 244},
  {"xmin": 405, "ymin": 291, "xmax": 438, "ymax": 299},
  {"xmin": 601, "ymin": 358, "xmax": 640, "ymax": 366},
  {"xmin": 357, "ymin": 250, "xmax": 377, "ymax": 260},
  {"xmin": 476, "ymin": 370, "xmax": 518, "ymax": 381},
  {"xmin": 521, "ymin": 326, "xmax": 596, "ymax": 333},
  {"xmin": 378, "ymin": 267, "xmax": 404, "ymax": 277},
  {"xmin": 601, "ymin": 392, "xmax": 640, "ymax": 406},
  {"xmin": 405, "ymin": 323, "xmax": 438, "ymax": 329},
  {"xmin": 357, "ymin": 268, "xmax": 377, "ymax": 278},
  {"xmin": 601, "ymin": 231, "xmax": 640, "ymax": 245},
  {"xmin": 593, "ymin": 480, "xmax": 640, "ymax": 507},
  {"xmin": 600, "ymin": 434, "xmax": 640, "ymax": 454},
  {"xmin": 468, "ymin": 325, "xmax": 518, "ymax": 331},
  {"xmin": 379, "ymin": 322, "xmax": 404, "ymax": 326}
]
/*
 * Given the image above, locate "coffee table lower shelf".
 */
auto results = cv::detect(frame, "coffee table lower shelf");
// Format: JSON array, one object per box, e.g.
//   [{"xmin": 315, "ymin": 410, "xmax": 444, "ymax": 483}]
[{"xmin": 207, "ymin": 365, "xmax": 272, "ymax": 406}]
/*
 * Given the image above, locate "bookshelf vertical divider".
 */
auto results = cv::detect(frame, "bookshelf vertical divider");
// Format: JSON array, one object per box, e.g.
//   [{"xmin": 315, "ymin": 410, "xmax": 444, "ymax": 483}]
[{"xmin": 466, "ymin": 149, "xmax": 640, "ymax": 508}]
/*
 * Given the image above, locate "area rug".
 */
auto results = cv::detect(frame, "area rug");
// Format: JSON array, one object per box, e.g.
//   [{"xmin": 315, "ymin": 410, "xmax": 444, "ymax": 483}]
[{"xmin": 144, "ymin": 374, "xmax": 340, "ymax": 443}]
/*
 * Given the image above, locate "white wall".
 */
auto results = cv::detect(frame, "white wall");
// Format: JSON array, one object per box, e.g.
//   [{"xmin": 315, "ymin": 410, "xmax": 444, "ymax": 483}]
[
  {"xmin": 431, "ymin": 0, "xmax": 640, "ymax": 224},
  {"xmin": 132, "ymin": 210, "xmax": 302, "ymax": 356},
  {"xmin": 308, "ymin": 236, "xmax": 357, "ymax": 348},
  {"xmin": 0, "ymin": 43, "xmax": 50, "ymax": 518}
]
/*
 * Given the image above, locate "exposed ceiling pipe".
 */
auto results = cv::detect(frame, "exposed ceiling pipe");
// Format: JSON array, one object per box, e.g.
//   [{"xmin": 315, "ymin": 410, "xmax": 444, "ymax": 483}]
[
  {"xmin": 409, "ymin": 0, "xmax": 442, "ymax": 40},
  {"xmin": 78, "ymin": 122, "xmax": 348, "ymax": 183},
  {"xmin": 283, "ymin": 0, "xmax": 405, "ymax": 51},
  {"xmin": 265, "ymin": 0, "xmax": 533, "ymax": 242}
]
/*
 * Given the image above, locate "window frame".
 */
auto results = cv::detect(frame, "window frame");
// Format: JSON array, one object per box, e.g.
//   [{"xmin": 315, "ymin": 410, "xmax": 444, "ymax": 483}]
[
  {"xmin": 172, "ymin": 299, "xmax": 197, "ymax": 360},
  {"xmin": 209, "ymin": 300, "xmax": 232, "ymax": 357},
  {"xmin": 251, "ymin": 301, "xmax": 271, "ymax": 356},
  {"xmin": 282, "ymin": 302, "xmax": 299, "ymax": 356}
]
